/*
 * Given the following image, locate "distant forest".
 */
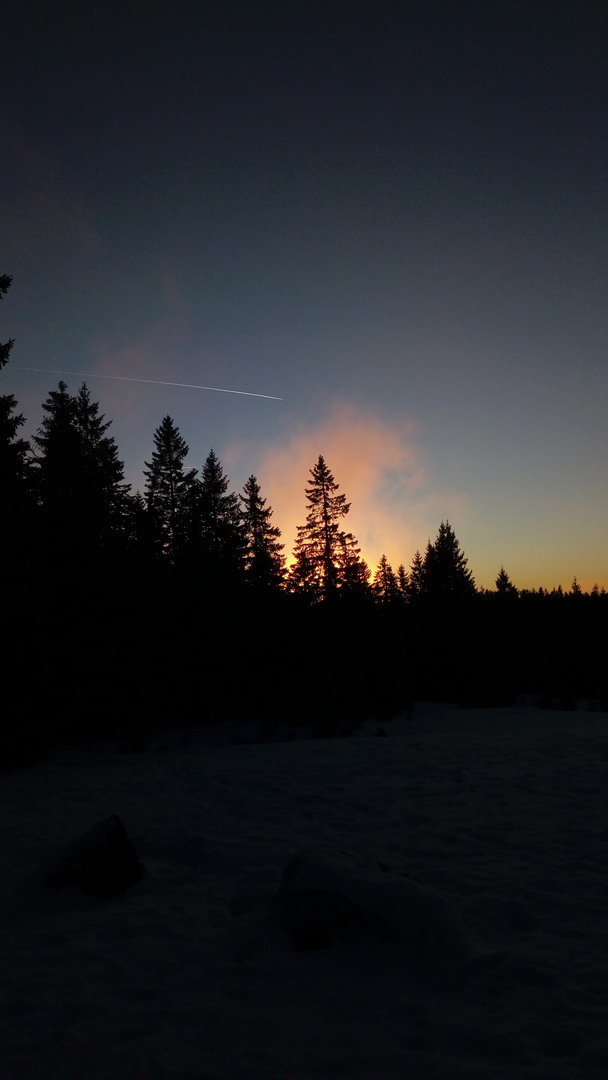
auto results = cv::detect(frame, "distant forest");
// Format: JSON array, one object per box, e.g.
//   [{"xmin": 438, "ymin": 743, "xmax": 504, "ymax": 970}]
[{"xmin": 2, "ymin": 276, "xmax": 606, "ymax": 764}]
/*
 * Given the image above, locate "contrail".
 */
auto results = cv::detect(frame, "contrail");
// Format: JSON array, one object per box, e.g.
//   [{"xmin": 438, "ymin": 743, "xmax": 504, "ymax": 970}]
[{"xmin": 13, "ymin": 368, "xmax": 283, "ymax": 400}]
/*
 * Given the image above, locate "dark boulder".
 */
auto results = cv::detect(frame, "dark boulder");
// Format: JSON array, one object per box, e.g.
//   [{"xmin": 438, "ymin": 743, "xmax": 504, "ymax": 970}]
[
  {"xmin": 271, "ymin": 850, "xmax": 472, "ymax": 971},
  {"xmin": 45, "ymin": 815, "xmax": 143, "ymax": 896}
]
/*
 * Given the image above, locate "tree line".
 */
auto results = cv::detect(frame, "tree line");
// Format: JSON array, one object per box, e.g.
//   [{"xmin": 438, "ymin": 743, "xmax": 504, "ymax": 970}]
[
  {"xmin": 2, "ymin": 378, "xmax": 602, "ymax": 604},
  {"xmin": 1, "ymin": 364, "xmax": 478, "ymax": 599},
  {"xmin": 4, "ymin": 276, "xmax": 604, "ymax": 600},
  {"xmin": 2, "ymin": 275, "xmax": 606, "ymax": 763}
]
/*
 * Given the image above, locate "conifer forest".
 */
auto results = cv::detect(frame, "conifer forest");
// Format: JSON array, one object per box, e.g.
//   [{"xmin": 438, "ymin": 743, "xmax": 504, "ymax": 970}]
[{"xmin": 2, "ymin": 275, "xmax": 606, "ymax": 764}]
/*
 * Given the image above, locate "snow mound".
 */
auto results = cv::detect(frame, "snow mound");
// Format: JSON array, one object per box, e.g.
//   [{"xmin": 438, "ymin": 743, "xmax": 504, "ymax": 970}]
[{"xmin": 271, "ymin": 850, "xmax": 472, "ymax": 968}]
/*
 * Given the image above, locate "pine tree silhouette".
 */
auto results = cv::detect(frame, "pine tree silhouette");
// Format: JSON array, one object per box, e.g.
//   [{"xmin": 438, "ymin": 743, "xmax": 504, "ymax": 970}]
[
  {"xmin": 336, "ymin": 531, "xmax": 370, "ymax": 598},
  {"xmin": 422, "ymin": 521, "xmax": 476, "ymax": 598},
  {"xmin": 198, "ymin": 449, "xmax": 244, "ymax": 575},
  {"xmin": 290, "ymin": 455, "xmax": 364, "ymax": 600},
  {"xmin": 407, "ymin": 549, "xmax": 425, "ymax": 598},
  {"xmin": 495, "ymin": 566, "xmax": 518, "ymax": 596},
  {"xmin": 73, "ymin": 384, "xmax": 130, "ymax": 545},
  {"xmin": 32, "ymin": 382, "xmax": 129, "ymax": 558},
  {"xmin": 143, "ymin": 415, "xmax": 197, "ymax": 561},
  {"xmin": 240, "ymin": 474, "xmax": 285, "ymax": 589},
  {"xmin": 373, "ymin": 554, "xmax": 399, "ymax": 602}
]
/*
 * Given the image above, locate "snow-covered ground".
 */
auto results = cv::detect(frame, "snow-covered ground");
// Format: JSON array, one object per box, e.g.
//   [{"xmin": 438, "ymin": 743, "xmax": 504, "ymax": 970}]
[{"xmin": 1, "ymin": 706, "xmax": 606, "ymax": 1079}]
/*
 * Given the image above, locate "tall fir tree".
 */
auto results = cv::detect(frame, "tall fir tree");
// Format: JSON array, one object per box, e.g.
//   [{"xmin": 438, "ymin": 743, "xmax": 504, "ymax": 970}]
[
  {"xmin": 335, "ymin": 530, "xmax": 370, "ymax": 598},
  {"xmin": 422, "ymin": 520, "xmax": 476, "ymax": 598},
  {"xmin": 289, "ymin": 542, "xmax": 318, "ymax": 598},
  {"xmin": 422, "ymin": 538, "xmax": 435, "ymax": 586},
  {"xmin": 240, "ymin": 474, "xmax": 285, "ymax": 589},
  {"xmin": 407, "ymin": 548, "xmax": 425, "ymax": 598},
  {"xmin": 73, "ymin": 384, "xmax": 130, "ymax": 543},
  {"xmin": 32, "ymin": 380, "xmax": 78, "ymax": 499},
  {"xmin": 397, "ymin": 563, "xmax": 409, "ymax": 600},
  {"xmin": 31, "ymin": 381, "xmax": 79, "ymax": 521},
  {"xmin": 373, "ymin": 554, "xmax": 400, "ymax": 602},
  {"xmin": 197, "ymin": 448, "xmax": 244, "ymax": 575},
  {"xmin": 32, "ymin": 381, "xmax": 129, "ymax": 557},
  {"xmin": 495, "ymin": 566, "xmax": 518, "ymax": 596},
  {"xmin": 290, "ymin": 455, "xmax": 365, "ymax": 600},
  {"xmin": 143, "ymin": 415, "xmax": 197, "ymax": 561}
]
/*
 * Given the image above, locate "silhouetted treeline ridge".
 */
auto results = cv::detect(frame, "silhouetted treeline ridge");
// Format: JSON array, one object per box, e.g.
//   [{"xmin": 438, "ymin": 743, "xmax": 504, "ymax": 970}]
[
  {"xmin": 4, "ymin": 379, "xmax": 603, "ymax": 603},
  {"xmin": 1, "ymin": 271, "xmax": 603, "ymax": 601},
  {"xmin": 2, "ymin": 279, "xmax": 607, "ymax": 762}
]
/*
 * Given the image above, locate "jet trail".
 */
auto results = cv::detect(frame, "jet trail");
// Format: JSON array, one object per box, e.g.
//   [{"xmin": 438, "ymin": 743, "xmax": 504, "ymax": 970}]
[{"xmin": 13, "ymin": 368, "xmax": 283, "ymax": 400}]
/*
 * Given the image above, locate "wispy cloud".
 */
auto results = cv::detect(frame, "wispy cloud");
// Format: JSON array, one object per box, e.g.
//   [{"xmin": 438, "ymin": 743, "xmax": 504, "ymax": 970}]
[{"xmin": 226, "ymin": 401, "xmax": 469, "ymax": 573}]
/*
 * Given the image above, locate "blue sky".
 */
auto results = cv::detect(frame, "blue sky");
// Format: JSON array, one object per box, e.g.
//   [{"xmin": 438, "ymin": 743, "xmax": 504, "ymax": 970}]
[{"xmin": 2, "ymin": 1, "xmax": 607, "ymax": 589}]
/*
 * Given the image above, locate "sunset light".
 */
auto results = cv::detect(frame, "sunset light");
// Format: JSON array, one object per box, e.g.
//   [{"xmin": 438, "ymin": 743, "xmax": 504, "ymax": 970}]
[{"xmin": 2, "ymin": 8, "xmax": 607, "ymax": 1077}]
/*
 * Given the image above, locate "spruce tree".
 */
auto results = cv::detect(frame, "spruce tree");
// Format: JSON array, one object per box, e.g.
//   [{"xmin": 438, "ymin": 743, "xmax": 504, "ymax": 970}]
[
  {"xmin": 240, "ymin": 474, "xmax": 285, "ymax": 589},
  {"xmin": 290, "ymin": 455, "xmax": 364, "ymax": 600},
  {"xmin": 336, "ymin": 530, "xmax": 370, "ymax": 598},
  {"xmin": 32, "ymin": 381, "xmax": 83, "ymax": 559},
  {"xmin": 495, "ymin": 566, "xmax": 518, "ymax": 596},
  {"xmin": 197, "ymin": 449, "xmax": 244, "ymax": 573},
  {"xmin": 289, "ymin": 542, "xmax": 319, "ymax": 599},
  {"xmin": 423, "ymin": 520, "xmax": 476, "ymax": 598},
  {"xmin": 407, "ymin": 549, "xmax": 425, "ymax": 598},
  {"xmin": 32, "ymin": 381, "xmax": 129, "ymax": 556},
  {"xmin": 32, "ymin": 381, "xmax": 78, "ymax": 495},
  {"xmin": 143, "ymin": 415, "xmax": 197, "ymax": 561},
  {"xmin": 421, "ymin": 539, "xmax": 436, "ymax": 588},
  {"xmin": 373, "ymin": 554, "xmax": 399, "ymax": 602},
  {"xmin": 73, "ymin": 384, "xmax": 130, "ymax": 543}
]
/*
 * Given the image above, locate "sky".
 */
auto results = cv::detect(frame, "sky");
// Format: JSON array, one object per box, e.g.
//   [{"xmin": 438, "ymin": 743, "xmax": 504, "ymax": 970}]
[{"xmin": 2, "ymin": 0, "xmax": 607, "ymax": 590}]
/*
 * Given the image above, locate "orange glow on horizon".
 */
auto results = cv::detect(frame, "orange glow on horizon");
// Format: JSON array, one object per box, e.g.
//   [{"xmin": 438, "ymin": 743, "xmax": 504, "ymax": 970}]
[
  {"xmin": 224, "ymin": 402, "xmax": 608, "ymax": 594},
  {"xmin": 226, "ymin": 401, "xmax": 471, "ymax": 579}
]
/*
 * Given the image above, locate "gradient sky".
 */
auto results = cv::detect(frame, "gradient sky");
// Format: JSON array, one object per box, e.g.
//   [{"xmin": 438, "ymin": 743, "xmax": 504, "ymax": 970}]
[{"xmin": 2, "ymin": 0, "xmax": 607, "ymax": 590}]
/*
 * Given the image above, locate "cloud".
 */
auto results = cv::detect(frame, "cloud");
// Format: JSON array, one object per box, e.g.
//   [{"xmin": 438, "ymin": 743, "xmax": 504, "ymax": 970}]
[{"xmin": 226, "ymin": 401, "xmax": 468, "ymax": 573}]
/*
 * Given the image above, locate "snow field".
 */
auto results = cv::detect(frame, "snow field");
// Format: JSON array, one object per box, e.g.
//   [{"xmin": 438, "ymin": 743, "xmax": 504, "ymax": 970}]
[{"xmin": 0, "ymin": 706, "xmax": 606, "ymax": 1079}]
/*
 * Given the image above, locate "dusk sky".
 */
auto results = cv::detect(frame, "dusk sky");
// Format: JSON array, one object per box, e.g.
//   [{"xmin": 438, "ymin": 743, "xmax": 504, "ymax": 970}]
[{"xmin": 2, "ymin": 0, "xmax": 607, "ymax": 590}]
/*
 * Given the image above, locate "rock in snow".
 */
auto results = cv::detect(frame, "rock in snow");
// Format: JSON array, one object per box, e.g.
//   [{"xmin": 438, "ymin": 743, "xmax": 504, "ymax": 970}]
[
  {"xmin": 272, "ymin": 849, "xmax": 472, "ymax": 967},
  {"xmin": 45, "ymin": 814, "xmax": 144, "ymax": 896}
]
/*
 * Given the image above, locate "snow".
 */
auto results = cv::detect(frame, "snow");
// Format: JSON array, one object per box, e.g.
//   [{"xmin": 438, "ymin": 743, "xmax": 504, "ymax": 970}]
[{"xmin": 1, "ymin": 706, "xmax": 606, "ymax": 1079}]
